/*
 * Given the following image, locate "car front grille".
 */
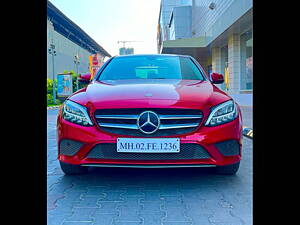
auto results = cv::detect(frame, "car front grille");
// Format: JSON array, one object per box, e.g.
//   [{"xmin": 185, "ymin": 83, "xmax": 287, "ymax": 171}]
[
  {"xmin": 86, "ymin": 143, "xmax": 210, "ymax": 160},
  {"xmin": 94, "ymin": 108, "xmax": 203, "ymax": 137}
]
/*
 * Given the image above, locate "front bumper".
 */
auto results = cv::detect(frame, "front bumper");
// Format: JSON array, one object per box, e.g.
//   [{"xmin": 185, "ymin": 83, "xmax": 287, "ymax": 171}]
[{"xmin": 57, "ymin": 113, "xmax": 243, "ymax": 167}]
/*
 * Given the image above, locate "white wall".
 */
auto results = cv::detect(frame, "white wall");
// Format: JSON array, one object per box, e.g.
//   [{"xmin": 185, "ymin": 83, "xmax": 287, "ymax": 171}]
[{"xmin": 47, "ymin": 20, "xmax": 92, "ymax": 79}]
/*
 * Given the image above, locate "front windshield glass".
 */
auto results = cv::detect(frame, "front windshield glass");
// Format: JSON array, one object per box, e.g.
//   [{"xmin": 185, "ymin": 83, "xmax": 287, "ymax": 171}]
[{"xmin": 98, "ymin": 55, "xmax": 205, "ymax": 81}]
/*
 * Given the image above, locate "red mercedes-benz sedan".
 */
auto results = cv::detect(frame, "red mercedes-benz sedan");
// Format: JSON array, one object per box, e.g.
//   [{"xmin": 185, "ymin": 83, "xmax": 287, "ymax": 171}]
[{"xmin": 57, "ymin": 54, "xmax": 243, "ymax": 175}]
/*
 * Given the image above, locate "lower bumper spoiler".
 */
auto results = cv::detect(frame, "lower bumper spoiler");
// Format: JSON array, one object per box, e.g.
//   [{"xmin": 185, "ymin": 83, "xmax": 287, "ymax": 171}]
[{"xmin": 81, "ymin": 164, "xmax": 216, "ymax": 168}]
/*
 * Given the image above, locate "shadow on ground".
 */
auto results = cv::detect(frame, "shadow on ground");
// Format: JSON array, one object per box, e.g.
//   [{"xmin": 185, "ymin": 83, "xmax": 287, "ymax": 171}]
[{"xmin": 57, "ymin": 166, "xmax": 244, "ymax": 190}]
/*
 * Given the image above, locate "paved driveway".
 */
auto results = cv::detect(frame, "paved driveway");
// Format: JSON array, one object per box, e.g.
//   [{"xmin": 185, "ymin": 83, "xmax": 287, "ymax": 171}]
[{"xmin": 47, "ymin": 107, "xmax": 252, "ymax": 225}]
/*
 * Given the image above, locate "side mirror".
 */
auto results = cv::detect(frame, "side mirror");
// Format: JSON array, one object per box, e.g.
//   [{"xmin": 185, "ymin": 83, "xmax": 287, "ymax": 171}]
[
  {"xmin": 211, "ymin": 73, "xmax": 224, "ymax": 84},
  {"xmin": 78, "ymin": 73, "xmax": 91, "ymax": 84}
]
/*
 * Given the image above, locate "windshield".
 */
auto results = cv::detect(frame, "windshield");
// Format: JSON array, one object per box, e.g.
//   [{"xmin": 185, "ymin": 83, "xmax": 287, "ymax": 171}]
[{"xmin": 98, "ymin": 55, "xmax": 205, "ymax": 81}]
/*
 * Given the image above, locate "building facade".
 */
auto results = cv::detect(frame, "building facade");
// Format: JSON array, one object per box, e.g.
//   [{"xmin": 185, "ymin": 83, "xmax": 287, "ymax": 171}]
[
  {"xmin": 157, "ymin": 0, "xmax": 253, "ymax": 97},
  {"xmin": 47, "ymin": 1, "xmax": 111, "ymax": 79}
]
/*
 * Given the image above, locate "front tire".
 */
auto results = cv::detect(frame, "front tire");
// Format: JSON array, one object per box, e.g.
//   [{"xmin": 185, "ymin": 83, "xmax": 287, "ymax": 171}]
[
  {"xmin": 215, "ymin": 161, "xmax": 240, "ymax": 175},
  {"xmin": 59, "ymin": 161, "xmax": 88, "ymax": 175}
]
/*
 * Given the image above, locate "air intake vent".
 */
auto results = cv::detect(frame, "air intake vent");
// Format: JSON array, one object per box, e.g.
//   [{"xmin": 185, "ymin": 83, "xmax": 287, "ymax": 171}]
[
  {"xmin": 59, "ymin": 139, "xmax": 84, "ymax": 156},
  {"xmin": 215, "ymin": 140, "xmax": 240, "ymax": 156},
  {"xmin": 87, "ymin": 143, "xmax": 210, "ymax": 160}
]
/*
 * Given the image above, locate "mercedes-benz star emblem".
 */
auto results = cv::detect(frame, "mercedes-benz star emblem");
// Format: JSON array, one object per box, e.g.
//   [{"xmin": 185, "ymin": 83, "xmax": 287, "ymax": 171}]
[{"xmin": 137, "ymin": 111, "xmax": 160, "ymax": 134}]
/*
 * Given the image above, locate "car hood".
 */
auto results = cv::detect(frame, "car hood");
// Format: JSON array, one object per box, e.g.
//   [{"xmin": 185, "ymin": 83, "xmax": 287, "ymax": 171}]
[{"xmin": 69, "ymin": 79, "xmax": 231, "ymax": 110}]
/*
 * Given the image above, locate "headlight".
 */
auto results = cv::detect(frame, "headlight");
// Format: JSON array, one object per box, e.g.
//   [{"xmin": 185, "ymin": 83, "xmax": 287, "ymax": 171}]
[
  {"xmin": 205, "ymin": 100, "xmax": 238, "ymax": 126},
  {"xmin": 62, "ymin": 100, "xmax": 93, "ymax": 126}
]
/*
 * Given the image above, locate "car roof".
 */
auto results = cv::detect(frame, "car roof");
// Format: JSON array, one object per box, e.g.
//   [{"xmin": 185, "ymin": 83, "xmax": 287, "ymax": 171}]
[{"xmin": 112, "ymin": 54, "xmax": 192, "ymax": 58}]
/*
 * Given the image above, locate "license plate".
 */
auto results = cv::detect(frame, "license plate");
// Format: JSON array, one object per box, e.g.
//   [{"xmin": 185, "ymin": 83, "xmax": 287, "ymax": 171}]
[{"xmin": 117, "ymin": 138, "xmax": 180, "ymax": 153}]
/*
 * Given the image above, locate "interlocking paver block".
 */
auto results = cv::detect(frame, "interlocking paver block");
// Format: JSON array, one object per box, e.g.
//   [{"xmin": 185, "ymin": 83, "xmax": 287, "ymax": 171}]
[
  {"xmin": 162, "ymin": 222, "xmax": 192, "ymax": 225},
  {"xmin": 184, "ymin": 215, "xmax": 212, "ymax": 225},
  {"xmin": 118, "ymin": 196, "xmax": 142, "ymax": 209},
  {"xmin": 140, "ymin": 200, "xmax": 163, "ymax": 211},
  {"xmin": 162, "ymin": 207, "xmax": 192, "ymax": 222},
  {"xmin": 115, "ymin": 205, "xmax": 142, "ymax": 222},
  {"xmin": 140, "ymin": 210, "xmax": 165, "ymax": 225},
  {"xmin": 161, "ymin": 196, "xmax": 185, "ymax": 210},
  {"xmin": 95, "ymin": 202, "xmax": 120, "ymax": 214},
  {"xmin": 123, "ymin": 186, "xmax": 144, "ymax": 197},
  {"xmin": 47, "ymin": 194, "xmax": 65, "ymax": 210},
  {"xmin": 185, "ymin": 207, "xmax": 213, "ymax": 225},
  {"xmin": 142, "ymin": 190, "xmax": 162, "ymax": 201},
  {"xmin": 47, "ymin": 211, "xmax": 71, "ymax": 225},
  {"xmin": 55, "ymin": 198, "xmax": 79, "ymax": 213},
  {"xmin": 180, "ymin": 189, "xmax": 206, "ymax": 202},
  {"xmin": 208, "ymin": 209, "xmax": 243, "ymax": 225},
  {"xmin": 92, "ymin": 213, "xmax": 116, "ymax": 225},
  {"xmin": 103, "ymin": 183, "xmax": 126, "ymax": 192},
  {"xmin": 99, "ymin": 191, "xmax": 125, "ymax": 202},
  {"xmin": 63, "ymin": 191, "xmax": 86, "ymax": 202},
  {"xmin": 61, "ymin": 222, "xmax": 94, "ymax": 225},
  {"xmin": 65, "ymin": 208, "xmax": 96, "ymax": 221},
  {"xmin": 114, "ymin": 222, "xmax": 142, "ymax": 225},
  {"xmin": 67, "ymin": 184, "xmax": 88, "ymax": 192},
  {"xmin": 48, "ymin": 180, "xmax": 73, "ymax": 194},
  {"xmin": 160, "ymin": 186, "xmax": 180, "ymax": 197},
  {"xmin": 230, "ymin": 207, "xmax": 253, "ymax": 225},
  {"xmin": 218, "ymin": 198, "xmax": 234, "ymax": 208},
  {"xmin": 74, "ymin": 196, "xmax": 101, "ymax": 208},
  {"xmin": 185, "ymin": 204, "xmax": 212, "ymax": 216},
  {"xmin": 204, "ymin": 199, "xmax": 220, "ymax": 209},
  {"xmin": 47, "ymin": 176, "xmax": 62, "ymax": 192},
  {"xmin": 198, "ymin": 189, "xmax": 223, "ymax": 200},
  {"xmin": 208, "ymin": 223, "xmax": 241, "ymax": 225},
  {"xmin": 85, "ymin": 186, "xmax": 107, "ymax": 196}
]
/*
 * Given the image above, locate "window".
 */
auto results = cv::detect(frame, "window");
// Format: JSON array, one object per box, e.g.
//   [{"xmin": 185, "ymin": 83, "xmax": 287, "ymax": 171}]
[
  {"xmin": 240, "ymin": 30, "xmax": 253, "ymax": 91},
  {"xmin": 98, "ymin": 55, "xmax": 205, "ymax": 81}
]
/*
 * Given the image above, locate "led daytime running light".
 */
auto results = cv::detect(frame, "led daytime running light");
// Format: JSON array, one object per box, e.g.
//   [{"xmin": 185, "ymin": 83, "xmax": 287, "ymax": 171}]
[
  {"xmin": 205, "ymin": 100, "xmax": 237, "ymax": 126},
  {"xmin": 62, "ymin": 100, "xmax": 93, "ymax": 126}
]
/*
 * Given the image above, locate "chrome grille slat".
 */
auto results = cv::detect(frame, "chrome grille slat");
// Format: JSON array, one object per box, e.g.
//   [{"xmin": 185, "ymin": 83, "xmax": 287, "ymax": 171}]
[
  {"xmin": 96, "ymin": 115, "xmax": 202, "ymax": 120},
  {"xmin": 159, "ymin": 115, "xmax": 203, "ymax": 119},
  {"xmin": 99, "ymin": 123, "xmax": 138, "ymax": 129},
  {"xmin": 95, "ymin": 108, "xmax": 203, "ymax": 137},
  {"xmin": 159, "ymin": 123, "xmax": 199, "ymax": 129},
  {"xmin": 98, "ymin": 123, "xmax": 200, "ymax": 130},
  {"xmin": 95, "ymin": 115, "xmax": 138, "ymax": 119}
]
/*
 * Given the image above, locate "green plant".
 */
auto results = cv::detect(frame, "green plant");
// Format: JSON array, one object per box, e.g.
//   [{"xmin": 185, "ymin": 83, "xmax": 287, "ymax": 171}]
[
  {"xmin": 47, "ymin": 78, "xmax": 53, "ymax": 94},
  {"xmin": 47, "ymin": 78, "xmax": 60, "ymax": 106},
  {"xmin": 47, "ymin": 93, "xmax": 53, "ymax": 105}
]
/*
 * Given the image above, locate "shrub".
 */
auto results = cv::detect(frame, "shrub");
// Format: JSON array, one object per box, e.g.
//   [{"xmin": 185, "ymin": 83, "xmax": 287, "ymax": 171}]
[
  {"xmin": 47, "ymin": 78, "xmax": 60, "ymax": 105},
  {"xmin": 47, "ymin": 93, "xmax": 53, "ymax": 105}
]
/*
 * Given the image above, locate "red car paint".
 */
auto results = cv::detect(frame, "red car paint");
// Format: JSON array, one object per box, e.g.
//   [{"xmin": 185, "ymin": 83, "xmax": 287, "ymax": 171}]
[{"xmin": 57, "ymin": 55, "xmax": 242, "ymax": 167}]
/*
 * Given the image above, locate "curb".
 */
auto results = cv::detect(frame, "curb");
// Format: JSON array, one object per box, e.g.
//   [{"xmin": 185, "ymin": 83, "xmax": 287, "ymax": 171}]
[
  {"xmin": 242, "ymin": 127, "xmax": 253, "ymax": 139},
  {"xmin": 47, "ymin": 105, "xmax": 61, "ymax": 110}
]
